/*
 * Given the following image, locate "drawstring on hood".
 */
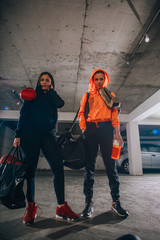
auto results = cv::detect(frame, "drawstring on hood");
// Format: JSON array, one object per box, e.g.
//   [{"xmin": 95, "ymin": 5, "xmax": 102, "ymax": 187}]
[{"xmin": 88, "ymin": 69, "xmax": 109, "ymax": 93}]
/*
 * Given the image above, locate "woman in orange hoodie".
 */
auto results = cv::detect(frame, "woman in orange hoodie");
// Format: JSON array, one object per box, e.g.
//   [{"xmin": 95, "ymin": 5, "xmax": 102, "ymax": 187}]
[{"xmin": 78, "ymin": 69, "xmax": 128, "ymax": 218}]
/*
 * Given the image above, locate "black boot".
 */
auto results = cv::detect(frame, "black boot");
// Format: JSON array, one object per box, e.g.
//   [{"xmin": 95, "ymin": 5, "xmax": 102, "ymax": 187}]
[
  {"xmin": 81, "ymin": 202, "xmax": 93, "ymax": 218},
  {"xmin": 111, "ymin": 200, "xmax": 129, "ymax": 217}
]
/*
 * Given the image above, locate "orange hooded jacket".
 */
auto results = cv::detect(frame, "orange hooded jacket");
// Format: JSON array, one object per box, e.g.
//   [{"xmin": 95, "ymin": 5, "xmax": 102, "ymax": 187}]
[{"xmin": 78, "ymin": 69, "xmax": 120, "ymax": 130}]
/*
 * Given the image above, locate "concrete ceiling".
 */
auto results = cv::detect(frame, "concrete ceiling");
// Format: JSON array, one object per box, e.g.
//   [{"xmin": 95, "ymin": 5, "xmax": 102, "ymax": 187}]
[{"xmin": 0, "ymin": 0, "xmax": 160, "ymax": 116}]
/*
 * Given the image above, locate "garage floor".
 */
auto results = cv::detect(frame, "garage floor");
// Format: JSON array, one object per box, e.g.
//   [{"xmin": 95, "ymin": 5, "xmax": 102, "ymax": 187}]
[{"xmin": 0, "ymin": 170, "xmax": 160, "ymax": 240}]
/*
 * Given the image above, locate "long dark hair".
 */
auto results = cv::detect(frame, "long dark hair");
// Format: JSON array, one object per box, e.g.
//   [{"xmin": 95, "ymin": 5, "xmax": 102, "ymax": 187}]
[{"xmin": 36, "ymin": 72, "xmax": 55, "ymax": 90}]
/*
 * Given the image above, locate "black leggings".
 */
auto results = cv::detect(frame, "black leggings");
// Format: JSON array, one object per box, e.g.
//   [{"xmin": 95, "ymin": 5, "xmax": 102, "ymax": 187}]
[
  {"xmin": 20, "ymin": 130, "xmax": 64, "ymax": 205},
  {"xmin": 83, "ymin": 122, "xmax": 120, "ymax": 203}
]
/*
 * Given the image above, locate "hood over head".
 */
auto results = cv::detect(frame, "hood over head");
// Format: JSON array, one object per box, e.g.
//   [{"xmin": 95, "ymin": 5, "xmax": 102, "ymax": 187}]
[
  {"xmin": 88, "ymin": 69, "xmax": 109, "ymax": 93},
  {"xmin": 36, "ymin": 72, "xmax": 55, "ymax": 92}
]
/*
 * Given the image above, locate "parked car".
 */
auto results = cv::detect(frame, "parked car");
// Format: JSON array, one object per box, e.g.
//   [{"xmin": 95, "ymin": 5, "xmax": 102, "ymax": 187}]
[{"xmin": 117, "ymin": 143, "xmax": 160, "ymax": 173}]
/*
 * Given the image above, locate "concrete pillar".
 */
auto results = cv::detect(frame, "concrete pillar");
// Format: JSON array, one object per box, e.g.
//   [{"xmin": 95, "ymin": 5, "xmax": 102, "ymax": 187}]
[{"xmin": 126, "ymin": 122, "xmax": 143, "ymax": 175}]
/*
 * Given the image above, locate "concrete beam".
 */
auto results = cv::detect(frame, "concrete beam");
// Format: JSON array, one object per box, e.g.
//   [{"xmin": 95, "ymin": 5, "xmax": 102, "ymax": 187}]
[
  {"xmin": 129, "ymin": 89, "xmax": 160, "ymax": 122},
  {"xmin": 139, "ymin": 118, "xmax": 160, "ymax": 125},
  {"xmin": 0, "ymin": 110, "xmax": 78, "ymax": 122},
  {"xmin": 0, "ymin": 110, "xmax": 20, "ymax": 120},
  {"xmin": 58, "ymin": 112, "xmax": 78, "ymax": 122},
  {"xmin": 119, "ymin": 114, "xmax": 130, "ymax": 123},
  {"xmin": 1, "ymin": 88, "xmax": 160, "ymax": 126},
  {"xmin": 0, "ymin": 110, "xmax": 130, "ymax": 123}
]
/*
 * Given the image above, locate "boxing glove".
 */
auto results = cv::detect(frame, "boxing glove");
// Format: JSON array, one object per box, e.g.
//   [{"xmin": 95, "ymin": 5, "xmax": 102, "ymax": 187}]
[{"xmin": 20, "ymin": 88, "xmax": 37, "ymax": 101}]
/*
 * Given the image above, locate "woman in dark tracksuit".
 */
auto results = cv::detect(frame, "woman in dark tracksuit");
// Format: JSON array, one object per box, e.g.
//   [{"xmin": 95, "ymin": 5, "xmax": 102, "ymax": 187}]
[
  {"xmin": 78, "ymin": 69, "xmax": 128, "ymax": 218},
  {"xmin": 13, "ymin": 72, "xmax": 78, "ymax": 224}
]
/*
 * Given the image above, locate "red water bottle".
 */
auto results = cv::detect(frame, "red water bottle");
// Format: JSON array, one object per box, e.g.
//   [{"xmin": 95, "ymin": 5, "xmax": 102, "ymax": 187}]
[{"xmin": 111, "ymin": 140, "xmax": 121, "ymax": 160}]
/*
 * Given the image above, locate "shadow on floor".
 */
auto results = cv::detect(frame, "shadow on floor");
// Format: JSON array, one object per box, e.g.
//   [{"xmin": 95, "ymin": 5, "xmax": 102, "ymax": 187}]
[
  {"xmin": 35, "ymin": 211, "xmax": 127, "ymax": 239},
  {"xmin": 0, "ymin": 211, "xmax": 124, "ymax": 240}
]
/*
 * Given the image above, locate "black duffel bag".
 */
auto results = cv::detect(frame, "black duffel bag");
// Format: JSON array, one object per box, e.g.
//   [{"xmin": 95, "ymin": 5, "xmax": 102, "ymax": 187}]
[
  {"xmin": 57, "ymin": 110, "xmax": 86, "ymax": 169},
  {"xmin": 0, "ymin": 147, "xmax": 26, "ymax": 209}
]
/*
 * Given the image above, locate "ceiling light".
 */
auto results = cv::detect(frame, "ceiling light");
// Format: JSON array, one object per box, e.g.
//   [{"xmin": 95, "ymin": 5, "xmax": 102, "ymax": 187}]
[
  {"xmin": 152, "ymin": 129, "xmax": 160, "ymax": 136},
  {"xmin": 144, "ymin": 34, "xmax": 150, "ymax": 43}
]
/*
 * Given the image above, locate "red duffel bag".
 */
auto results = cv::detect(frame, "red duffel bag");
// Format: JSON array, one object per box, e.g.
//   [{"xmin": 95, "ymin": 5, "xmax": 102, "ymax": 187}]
[
  {"xmin": 0, "ymin": 154, "xmax": 17, "ymax": 165},
  {"xmin": 0, "ymin": 147, "xmax": 26, "ymax": 209},
  {"xmin": 20, "ymin": 88, "xmax": 37, "ymax": 101}
]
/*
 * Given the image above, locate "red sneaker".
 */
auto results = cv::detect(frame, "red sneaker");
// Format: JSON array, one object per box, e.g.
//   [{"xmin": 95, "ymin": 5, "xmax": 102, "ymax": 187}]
[
  {"xmin": 23, "ymin": 202, "xmax": 38, "ymax": 225},
  {"xmin": 56, "ymin": 201, "xmax": 79, "ymax": 220}
]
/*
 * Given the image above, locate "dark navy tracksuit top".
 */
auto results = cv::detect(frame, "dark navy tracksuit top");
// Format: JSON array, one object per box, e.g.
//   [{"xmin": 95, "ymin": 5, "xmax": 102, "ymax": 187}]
[{"xmin": 15, "ymin": 88, "xmax": 64, "ymax": 138}]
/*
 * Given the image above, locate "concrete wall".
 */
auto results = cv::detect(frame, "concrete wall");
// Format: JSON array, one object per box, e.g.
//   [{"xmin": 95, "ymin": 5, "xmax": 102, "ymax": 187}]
[{"xmin": 37, "ymin": 152, "xmax": 105, "ymax": 170}]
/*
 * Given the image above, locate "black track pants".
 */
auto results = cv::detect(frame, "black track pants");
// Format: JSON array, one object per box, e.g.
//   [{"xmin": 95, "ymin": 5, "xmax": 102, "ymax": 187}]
[
  {"xmin": 20, "ymin": 130, "xmax": 64, "ymax": 204},
  {"xmin": 83, "ymin": 122, "xmax": 120, "ymax": 203}
]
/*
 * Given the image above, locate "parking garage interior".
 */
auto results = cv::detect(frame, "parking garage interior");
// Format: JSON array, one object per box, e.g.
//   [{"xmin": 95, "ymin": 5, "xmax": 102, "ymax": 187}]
[{"xmin": 0, "ymin": 1, "xmax": 160, "ymax": 240}]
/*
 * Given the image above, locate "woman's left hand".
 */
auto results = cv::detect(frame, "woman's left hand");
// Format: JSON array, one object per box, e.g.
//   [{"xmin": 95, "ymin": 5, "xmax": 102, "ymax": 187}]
[
  {"xmin": 114, "ymin": 135, "xmax": 124, "ymax": 147},
  {"xmin": 114, "ymin": 126, "xmax": 124, "ymax": 147}
]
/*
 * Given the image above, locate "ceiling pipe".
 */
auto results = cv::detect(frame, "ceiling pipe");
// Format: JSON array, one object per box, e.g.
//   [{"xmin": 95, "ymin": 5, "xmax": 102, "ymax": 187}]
[{"xmin": 128, "ymin": 8, "xmax": 160, "ymax": 63}]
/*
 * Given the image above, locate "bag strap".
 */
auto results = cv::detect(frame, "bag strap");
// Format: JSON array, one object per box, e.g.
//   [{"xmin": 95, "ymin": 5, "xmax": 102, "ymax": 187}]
[
  {"xmin": 16, "ymin": 147, "xmax": 24, "ymax": 163},
  {"xmin": 68, "ymin": 108, "xmax": 80, "ymax": 133},
  {"xmin": 68, "ymin": 92, "xmax": 90, "ymax": 133},
  {"xmin": 84, "ymin": 92, "xmax": 90, "ymax": 119}
]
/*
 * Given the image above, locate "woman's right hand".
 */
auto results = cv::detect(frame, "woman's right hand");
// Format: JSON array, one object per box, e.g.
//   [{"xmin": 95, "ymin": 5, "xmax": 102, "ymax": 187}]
[{"xmin": 13, "ymin": 138, "xmax": 20, "ymax": 147}]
